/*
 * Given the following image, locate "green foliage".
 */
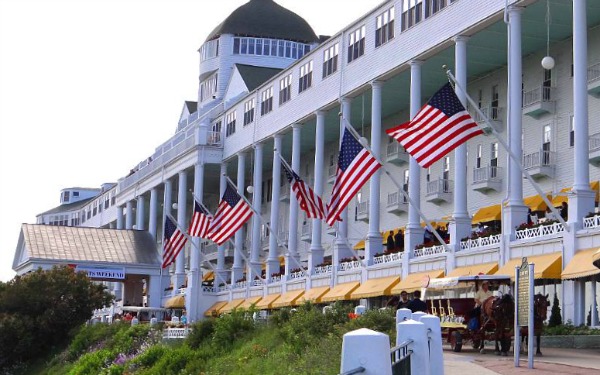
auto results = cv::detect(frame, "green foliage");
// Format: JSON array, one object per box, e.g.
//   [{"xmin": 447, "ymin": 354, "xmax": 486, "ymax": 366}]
[
  {"xmin": 67, "ymin": 349, "xmax": 114, "ymax": 375},
  {"xmin": 345, "ymin": 308, "xmax": 397, "ymax": 342},
  {"xmin": 185, "ymin": 318, "xmax": 215, "ymax": 349},
  {"xmin": 211, "ymin": 309, "xmax": 256, "ymax": 348},
  {"xmin": 543, "ymin": 323, "xmax": 600, "ymax": 336},
  {"xmin": 0, "ymin": 266, "xmax": 113, "ymax": 369},
  {"xmin": 66, "ymin": 322, "xmax": 125, "ymax": 361},
  {"xmin": 548, "ymin": 293, "xmax": 562, "ymax": 327}
]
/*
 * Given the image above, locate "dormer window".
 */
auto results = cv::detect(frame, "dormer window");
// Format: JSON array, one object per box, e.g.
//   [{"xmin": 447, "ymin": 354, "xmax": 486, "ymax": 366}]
[
  {"xmin": 233, "ymin": 37, "xmax": 310, "ymax": 59},
  {"xmin": 62, "ymin": 191, "xmax": 70, "ymax": 203},
  {"xmin": 200, "ymin": 73, "xmax": 218, "ymax": 102},
  {"xmin": 200, "ymin": 39, "xmax": 219, "ymax": 61}
]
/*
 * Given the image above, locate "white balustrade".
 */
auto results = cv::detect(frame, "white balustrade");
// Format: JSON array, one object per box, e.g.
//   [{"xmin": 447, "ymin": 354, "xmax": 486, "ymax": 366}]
[
  {"xmin": 373, "ymin": 252, "xmax": 404, "ymax": 265},
  {"xmin": 459, "ymin": 234, "xmax": 501, "ymax": 251},
  {"xmin": 163, "ymin": 327, "xmax": 191, "ymax": 339},
  {"xmin": 583, "ymin": 215, "xmax": 600, "ymax": 229},
  {"xmin": 270, "ymin": 275, "xmax": 282, "ymax": 283},
  {"xmin": 413, "ymin": 245, "xmax": 446, "ymax": 258},
  {"xmin": 338, "ymin": 260, "xmax": 362, "ymax": 271},
  {"xmin": 290, "ymin": 270, "xmax": 306, "ymax": 279},
  {"xmin": 313, "ymin": 265, "xmax": 333, "ymax": 275},
  {"xmin": 515, "ymin": 222, "xmax": 565, "ymax": 240}
]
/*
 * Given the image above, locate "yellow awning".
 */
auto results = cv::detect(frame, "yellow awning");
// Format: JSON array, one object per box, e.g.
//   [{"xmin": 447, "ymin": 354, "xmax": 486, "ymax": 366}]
[
  {"xmin": 255, "ymin": 294, "xmax": 281, "ymax": 309},
  {"xmin": 164, "ymin": 295, "xmax": 185, "ymax": 309},
  {"xmin": 219, "ymin": 298, "xmax": 245, "ymax": 313},
  {"xmin": 203, "ymin": 271, "xmax": 214, "ymax": 282},
  {"xmin": 272, "ymin": 289, "xmax": 306, "ymax": 308},
  {"xmin": 594, "ymin": 249, "xmax": 600, "ymax": 269},
  {"xmin": 447, "ymin": 262, "xmax": 499, "ymax": 277},
  {"xmin": 561, "ymin": 248, "xmax": 600, "ymax": 279},
  {"xmin": 238, "ymin": 296, "xmax": 263, "ymax": 310},
  {"xmin": 523, "ymin": 194, "xmax": 551, "ymax": 212},
  {"xmin": 350, "ymin": 276, "xmax": 400, "ymax": 299},
  {"xmin": 204, "ymin": 301, "xmax": 227, "ymax": 317},
  {"xmin": 353, "ymin": 240, "xmax": 365, "ymax": 250},
  {"xmin": 472, "ymin": 205, "xmax": 502, "ymax": 224},
  {"xmin": 391, "ymin": 270, "xmax": 445, "ymax": 294},
  {"xmin": 298, "ymin": 286, "xmax": 330, "ymax": 304},
  {"xmin": 320, "ymin": 282, "xmax": 360, "ymax": 303},
  {"xmin": 551, "ymin": 181, "xmax": 600, "ymax": 206},
  {"xmin": 496, "ymin": 253, "xmax": 562, "ymax": 279}
]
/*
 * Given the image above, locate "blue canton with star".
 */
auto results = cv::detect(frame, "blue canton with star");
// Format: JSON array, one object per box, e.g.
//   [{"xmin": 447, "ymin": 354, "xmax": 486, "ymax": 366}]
[
  {"xmin": 223, "ymin": 182, "xmax": 242, "ymax": 207},
  {"xmin": 338, "ymin": 129, "xmax": 364, "ymax": 171},
  {"xmin": 427, "ymin": 83, "xmax": 466, "ymax": 117},
  {"xmin": 282, "ymin": 161, "xmax": 301, "ymax": 183}
]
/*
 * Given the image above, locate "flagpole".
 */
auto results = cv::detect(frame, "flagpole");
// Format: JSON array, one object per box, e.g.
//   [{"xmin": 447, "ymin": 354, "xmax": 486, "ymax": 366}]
[
  {"xmin": 186, "ymin": 195, "xmax": 268, "ymax": 282},
  {"xmin": 165, "ymin": 213, "xmax": 229, "ymax": 287},
  {"xmin": 445, "ymin": 68, "xmax": 569, "ymax": 232},
  {"xmin": 276, "ymin": 150, "xmax": 367, "ymax": 268},
  {"xmin": 224, "ymin": 176, "xmax": 308, "ymax": 274},
  {"xmin": 340, "ymin": 116, "xmax": 451, "ymax": 252}
]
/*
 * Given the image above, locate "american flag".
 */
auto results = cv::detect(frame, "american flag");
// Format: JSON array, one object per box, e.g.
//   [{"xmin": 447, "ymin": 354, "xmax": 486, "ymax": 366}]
[
  {"xmin": 386, "ymin": 83, "xmax": 483, "ymax": 168},
  {"xmin": 188, "ymin": 200, "xmax": 212, "ymax": 238},
  {"xmin": 208, "ymin": 181, "xmax": 253, "ymax": 245},
  {"xmin": 162, "ymin": 215, "xmax": 187, "ymax": 269},
  {"xmin": 280, "ymin": 156, "xmax": 325, "ymax": 219},
  {"xmin": 326, "ymin": 128, "xmax": 382, "ymax": 226}
]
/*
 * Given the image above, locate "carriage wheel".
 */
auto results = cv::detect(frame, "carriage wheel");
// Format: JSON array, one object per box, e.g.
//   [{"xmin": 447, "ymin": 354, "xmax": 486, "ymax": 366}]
[
  {"xmin": 450, "ymin": 331, "xmax": 463, "ymax": 352},
  {"xmin": 472, "ymin": 339, "xmax": 481, "ymax": 350}
]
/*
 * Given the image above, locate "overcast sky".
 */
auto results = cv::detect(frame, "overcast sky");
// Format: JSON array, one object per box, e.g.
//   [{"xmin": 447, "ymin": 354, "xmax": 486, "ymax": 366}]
[{"xmin": 0, "ymin": 0, "xmax": 385, "ymax": 281}]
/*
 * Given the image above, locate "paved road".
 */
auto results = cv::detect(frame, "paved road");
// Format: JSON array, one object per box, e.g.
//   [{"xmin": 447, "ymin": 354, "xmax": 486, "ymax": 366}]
[{"xmin": 444, "ymin": 347, "xmax": 600, "ymax": 374}]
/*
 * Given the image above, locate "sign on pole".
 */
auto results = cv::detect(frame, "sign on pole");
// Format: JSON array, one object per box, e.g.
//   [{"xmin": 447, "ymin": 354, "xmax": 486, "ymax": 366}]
[
  {"xmin": 514, "ymin": 257, "xmax": 534, "ymax": 369},
  {"xmin": 518, "ymin": 258, "xmax": 530, "ymax": 327}
]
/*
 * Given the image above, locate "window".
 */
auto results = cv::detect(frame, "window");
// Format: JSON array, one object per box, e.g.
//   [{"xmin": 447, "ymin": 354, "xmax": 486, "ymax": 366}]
[
  {"xmin": 233, "ymin": 37, "xmax": 309, "ymax": 59},
  {"xmin": 243, "ymin": 99, "xmax": 255, "ymax": 125},
  {"xmin": 279, "ymin": 74, "xmax": 292, "ymax": 105},
  {"xmin": 477, "ymin": 89, "xmax": 483, "ymax": 109},
  {"xmin": 543, "ymin": 69, "xmax": 552, "ymax": 101},
  {"xmin": 443, "ymin": 156, "xmax": 450, "ymax": 192},
  {"xmin": 376, "ymin": 7, "xmax": 395, "ymax": 47},
  {"xmin": 266, "ymin": 178, "xmax": 272, "ymax": 203},
  {"xmin": 73, "ymin": 191, "xmax": 79, "ymax": 197},
  {"xmin": 491, "ymin": 85, "xmax": 499, "ymax": 120},
  {"xmin": 111, "ymin": 196, "xmax": 116, "ymax": 205},
  {"xmin": 226, "ymin": 111, "xmax": 236, "ymax": 137},
  {"xmin": 298, "ymin": 61, "xmax": 313, "ymax": 93},
  {"xmin": 424, "ymin": 0, "xmax": 446, "ymax": 18},
  {"xmin": 261, "ymin": 87, "xmax": 273, "ymax": 115},
  {"xmin": 323, "ymin": 43, "xmax": 339, "ymax": 78},
  {"xmin": 403, "ymin": 170, "xmax": 409, "ymax": 202},
  {"xmin": 93, "ymin": 205, "xmax": 97, "ymax": 216},
  {"xmin": 200, "ymin": 73, "xmax": 218, "ymax": 102},
  {"xmin": 402, "ymin": 0, "xmax": 423, "ymax": 31},
  {"xmin": 200, "ymin": 39, "xmax": 219, "ymax": 61},
  {"xmin": 427, "ymin": 167, "xmax": 431, "ymax": 182},
  {"xmin": 490, "ymin": 142, "xmax": 498, "ymax": 178},
  {"xmin": 62, "ymin": 191, "xmax": 70, "ymax": 203},
  {"xmin": 347, "ymin": 25, "xmax": 366, "ymax": 63},
  {"xmin": 569, "ymin": 115, "xmax": 575, "ymax": 147},
  {"xmin": 543, "ymin": 124, "xmax": 552, "ymax": 165},
  {"xmin": 476, "ymin": 144, "xmax": 482, "ymax": 169}
]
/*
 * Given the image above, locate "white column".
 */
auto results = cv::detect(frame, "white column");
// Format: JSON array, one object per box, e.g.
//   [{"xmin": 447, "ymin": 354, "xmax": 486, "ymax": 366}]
[
  {"xmin": 125, "ymin": 201, "xmax": 134, "ymax": 230},
  {"xmin": 503, "ymin": 6, "xmax": 528, "ymax": 238},
  {"xmin": 592, "ymin": 277, "xmax": 598, "ymax": 326},
  {"xmin": 175, "ymin": 171, "xmax": 187, "ymax": 291},
  {"xmin": 147, "ymin": 274, "xmax": 163, "ymax": 308},
  {"xmin": 366, "ymin": 81, "xmax": 384, "ymax": 265},
  {"xmin": 217, "ymin": 163, "xmax": 229, "ymax": 282},
  {"xmin": 334, "ymin": 99, "xmax": 353, "ymax": 264},
  {"xmin": 116, "ymin": 206, "xmax": 124, "ymax": 229},
  {"xmin": 570, "ymin": 0, "xmax": 594, "ymax": 228},
  {"xmin": 233, "ymin": 152, "xmax": 246, "ymax": 283},
  {"xmin": 148, "ymin": 188, "xmax": 158, "ymax": 240},
  {"xmin": 250, "ymin": 142, "xmax": 263, "ymax": 279},
  {"xmin": 449, "ymin": 36, "xmax": 471, "ymax": 271},
  {"xmin": 309, "ymin": 110, "xmax": 326, "ymax": 271},
  {"xmin": 163, "ymin": 179, "xmax": 173, "ymax": 218},
  {"xmin": 187, "ymin": 162, "xmax": 204, "ymax": 322},
  {"xmin": 288, "ymin": 124, "xmax": 302, "ymax": 267},
  {"xmin": 268, "ymin": 135, "xmax": 283, "ymax": 278},
  {"xmin": 136, "ymin": 195, "xmax": 146, "ymax": 231},
  {"xmin": 404, "ymin": 61, "xmax": 424, "ymax": 278}
]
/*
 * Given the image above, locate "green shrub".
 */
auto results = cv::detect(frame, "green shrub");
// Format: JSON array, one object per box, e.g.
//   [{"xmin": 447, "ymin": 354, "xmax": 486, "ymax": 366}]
[
  {"xmin": 185, "ymin": 318, "xmax": 215, "ymax": 349},
  {"xmin": 543, "ymin": 323, "xmax": 600, "ymax": 336},
  {"xmin": 67, "ymin": 348, "xmax": 114, "ymax": 375},
  {"xmin": 548, "ymin": 294, "xmax": 562, "ymax": 327},
  {"xmin": 66, "ymin": 323, "xmax": 125, "ymax": 361},
  {"xmin": 212, "ymin": 310, "xmax": 255, "ymax": 348}
]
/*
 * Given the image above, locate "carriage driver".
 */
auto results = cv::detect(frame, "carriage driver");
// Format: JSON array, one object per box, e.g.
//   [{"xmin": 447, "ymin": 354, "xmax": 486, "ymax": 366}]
[{"xmin": 474, "ymin": 280, "xmax": 493, "ymax": 307}]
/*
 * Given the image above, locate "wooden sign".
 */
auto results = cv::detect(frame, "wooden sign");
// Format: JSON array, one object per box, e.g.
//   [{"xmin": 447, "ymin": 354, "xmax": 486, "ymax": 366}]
[{"xmin": 517, "ymin": 257, "xmax": 529, "ymax": 327}]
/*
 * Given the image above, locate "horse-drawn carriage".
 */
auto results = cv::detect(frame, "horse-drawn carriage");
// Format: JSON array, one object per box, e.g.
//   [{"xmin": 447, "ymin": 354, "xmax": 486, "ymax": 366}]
[{"xmin": 422, "ymin": 275, "xmax": 515, "ymax": 354}]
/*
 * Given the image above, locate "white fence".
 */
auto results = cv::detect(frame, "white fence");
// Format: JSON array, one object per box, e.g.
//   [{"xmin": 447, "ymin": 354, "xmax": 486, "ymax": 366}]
[{"xmin": 515, "ymin": 222, "xmax": 565, "ymax": 240}]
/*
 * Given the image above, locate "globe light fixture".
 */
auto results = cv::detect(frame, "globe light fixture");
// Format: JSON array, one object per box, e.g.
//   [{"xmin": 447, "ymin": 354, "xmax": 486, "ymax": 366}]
[
  {"xmin": 541, "ymin": 56, "xmax": 555, "ymax": 70},
  {"xmin": 247, "ymin": 185, "xmax": 254, "ymax": 194}
]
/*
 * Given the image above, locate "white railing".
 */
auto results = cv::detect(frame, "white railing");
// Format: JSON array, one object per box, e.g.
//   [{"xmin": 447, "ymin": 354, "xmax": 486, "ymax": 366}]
[
  {"xmin": 459, "ymin": 234, "xmax": 501, "ymax": 251},
  {"xmin": 515, "ymin": 222, "xmax": 565, "ymax": 240},
  {"xmin": 313, "ymin": 265, "xmax": 333, "ymax": 275},
  {"xmin": 522, "ymin": 86, "xmax": 554, "ymax": 107},
  {"xmin": 426, "ymin": 179, "xmax": 452, "ymax": 196},
  {"xmin": 290, "ymin": 270, "xmax": 306, "ymax": 279},
  {"xmin": 588, "ymin": 62, "xmax": 600, "ymax": 83},
  {"xmin": 301, "ymin": 221, "xmax": 312, "ymax": 237},
  {"xmin": 357, "ymin": 201, "xmax": 369, "ymax": 216},
  {"xmin": 233, "ymin": 281, "xmax": 248, "ymax": 289},
  {"xmin": 386, "ymin": 142, "xmax": 408, "ymax": 158},
  {"xmin": 338, "ymin": 260, "xmax": 362, "ymax": 271},
  {"xmin": 583, "ymin": 215, "xmax": 600, "ymax": 229},
  {"xmin": 253, "ymin": 279, "xmax": 263, "ymax": 286},
  {"xmin": 373, "ymin": 252, "xmax": 403, "ymax": 265},
  {"xmin": 202, "ymin": 285, "xmax": 220, "ymax": 293},
  {"xmin": 177, "ymin": 287, "xmax": 186, "ymax": 295},
  {"xmin": 471, "ymin": 106, "xmax": 503, "ymax": 122},
  {"xmin": 413, "ymin": 244, "xmax": 446, "ymax": 258},
  {"xmin": 523, "ymin": 150, "xmax": 554, "ymax": 169},
  {"xmin": 207, "ymin": 131, "xmax": 222, "ymax": 146},
  {"xmin": 270, "ymin": 275, "xmax": 283, "ymax": 283},
  {"xmin": 328, "ymin": 164, "xmax": 337, "ymax": 179},
  {"xmin": 589, "ymin": 133, "xmax": 600, "ymax": 152},
  {"xmin": 163, "ymin": 327, "xmax": 191, "ymax": 339},
  {"xmin": 473, "ymin": 166, "xmax": 502, "ymax": 183},
  {"xmin": 204, "ymin": 243, "xmax": 218, "ymax": 254}
]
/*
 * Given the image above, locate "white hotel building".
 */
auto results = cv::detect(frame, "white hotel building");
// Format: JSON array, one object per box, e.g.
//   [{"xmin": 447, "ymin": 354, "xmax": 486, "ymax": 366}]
[{"xmin": 13, "ymin": 0, "xmax": 600, "ymax": 324}]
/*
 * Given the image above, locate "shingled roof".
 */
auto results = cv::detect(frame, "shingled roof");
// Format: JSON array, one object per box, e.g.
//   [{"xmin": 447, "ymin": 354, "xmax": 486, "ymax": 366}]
[
  {"xmin": 19, "ymin": 224, "xmax": 161, "ymax": 266},
  {"xmin": 205, "ymin": 0, "xmax": 318, "ymax": 43},
  {"xmin": 235, "ymin": 64, "xmax": 283, "ymax": 91}
]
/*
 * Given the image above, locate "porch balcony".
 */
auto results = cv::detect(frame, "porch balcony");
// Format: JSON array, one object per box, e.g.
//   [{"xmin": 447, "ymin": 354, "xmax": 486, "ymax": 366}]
[
  {"xmin": 280, "ymin": 182, "xmax": 290, "ymax": 202},
  {"xmin": 300, "ymin": 221, "xmax": 312, "ymax": 242},
  {"xmin": 373, "ymin": 251, "xmax": 404, "ymax": 265},
  {"xmin": 426, "ymin": 178, "xmax": 453, "ymax": 204},
  {"xmin": 583, "ymin": 214, "xmax": 600, "ymax": 229},
  {"xmin": 386, "ymin": 142, "xmax": 409, "ymax": 165},
  {"xmin": 356, "ymin": 200, "xmax": 369, "ymax": 222},
  {"xmin": 522, "ymin": 86, "xmax": 555, "ymax": 118},
  {"xmin": 588, "ymin": 62, "xmax": 600, "ymax": 97},
  {"xmin": 589, "ymin": 133, "xmax": 600, "ymax": 165},
  {"xmin": 459, "ymin": 234, "xmax": 501, "ymax": 251},
  {"xmin": 338, "ymin": 260, "xmax": 362, "ymax": 272},
  {"xmin": 472, "ymin": 106, "xmax": 503, "ymax": 132},
  {"xmin": 472, "ymin": 166, "xmax": 502, "ymax": 193},
  {"xmin": 313, "ymin": 264, "xmax": 333, "ymax": 275},
  {"xmin": 386, "ymin": 190, "xmax": 408, "ymax": 215},
  {"xmin": 413, "ymin": 244, "xmax": 447, "ymax": 258},
  {"xmin": 515, "ymin": 222, "xmax": 565, "ymax": 240},
  {"xmin": 523, "ymin": 150, "xmax": 555, "ymax": 179}
]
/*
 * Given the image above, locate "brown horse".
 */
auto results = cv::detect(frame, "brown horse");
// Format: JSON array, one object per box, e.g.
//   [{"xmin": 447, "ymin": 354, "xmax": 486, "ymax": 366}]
[
  {"xmin": 520, "ymin": 293, "xmax": 550, "ymax": 356},
  {"xmin": 479, "ymin": 294, "xmax": 514, "ymax": 355}
]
